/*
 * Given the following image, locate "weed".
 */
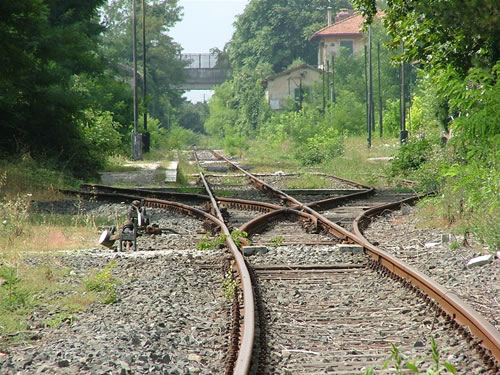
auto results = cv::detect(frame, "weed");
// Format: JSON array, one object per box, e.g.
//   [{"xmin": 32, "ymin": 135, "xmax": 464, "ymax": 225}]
[
  {"xmin": 230, "ymin": 230, "xmax": 249, "ymax": 247},
  {"xmin": 364, "ymin": 336, "xmax": 457, "ymax": 374},
  {"xmin": 84, "ymin": 261, "xmax": 120, "ymax": 304},
  {"xmin": 196, "ymin": 233, "xmax": 227, "ymax": 250},
  {"xmin": 45, "ymin": 312, "xmax": 74, "ymax": 329},
  {"xmin": 0, "ymin": 265, "xmax": 32, "ymax": 311},
  {"xmin": 449, "ymin": 241, "xmax": 460, "ymax": 250},
  {"xmin": 270, "ymin": 235, "xmax": 283, "ymax": 247},
  {"xmin": 197, "ymin": 230, "xmax": 249, "ymax": 250},
  {"xmin": 221, "ymin": 266, "xmax": 237, "ymax": 301},
  {"xmin": 285, "ymin": 174, "xmax": 331, "ymax": 189}
]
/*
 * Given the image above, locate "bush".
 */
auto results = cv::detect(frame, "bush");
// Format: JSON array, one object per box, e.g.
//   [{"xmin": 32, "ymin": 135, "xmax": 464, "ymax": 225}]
[
  {"xmin": 390, "ymin": 138, "xmax": 437, "ymax": 177},
  {"xmin": 295, "ymin": 129, "xmax": 345, "ymax": 166}
]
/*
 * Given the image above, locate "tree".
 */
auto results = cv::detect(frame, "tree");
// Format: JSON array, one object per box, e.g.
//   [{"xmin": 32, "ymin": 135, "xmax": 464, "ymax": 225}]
[
  {"xmin": 0, "ymin": 0, "xmax": 107, "ymax": 177},
  {"xmin": 177, "ymin": 101, "xmax": 209, "ymax": 134},
  {"xmin": 229, "ymin": 0, "xmax": 351, "ymax": 73},
  {"xmin": 99, "ymin": 0, "xmax": 186, "ymax": 128},
  {"xmin": 352, "ymin": 0, "xmax": 500, "ymax": 74}
]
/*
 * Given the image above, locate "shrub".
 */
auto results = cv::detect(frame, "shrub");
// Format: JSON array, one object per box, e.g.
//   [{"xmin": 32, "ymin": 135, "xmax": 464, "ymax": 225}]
[
  {"xmin": 390, "ymin": 138, "xmax": 437, "ymax": 177},
  {"xmin": 84, "ymin": 261, "xmax": 119, "ymax": 304}
]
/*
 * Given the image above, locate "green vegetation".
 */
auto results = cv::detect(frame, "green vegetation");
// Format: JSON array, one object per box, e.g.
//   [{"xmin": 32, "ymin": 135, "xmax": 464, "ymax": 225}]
[
  {"xmin": 196, "ymin": 230, "xmax": 249, "ymax": 250},
  {"xmin": 364, "ymin": 337, "xmax": 457, "ymax": 374},
  {"xmin": 270, "ymin": 235, "xmax": 284, "ymax": 247},
  {"xmin": 84, "ymin": 261, "xmax": 120, "ymax": 304},
  {"xmin": 230, "ymin": 230, "xmax": 249, "ymax": 247},
  {"xmin": 0, "ymin": 260, "xmax": 101, "ymax": 348},
  {"xmin": 196, "ymin": 233, "xmax": 227, "ymax": 250},
  {"xmin": 221, "ymin": 266, "xmax": 237, "ymax": 301}
]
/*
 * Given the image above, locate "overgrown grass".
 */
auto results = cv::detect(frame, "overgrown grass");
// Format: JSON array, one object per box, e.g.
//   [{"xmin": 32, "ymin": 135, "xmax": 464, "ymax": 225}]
[
  {"xmin": 0, "ymin": 258, "xmax": 102, "ymax": 348},
  {"xmin": 84, "ymin": 261, "xmax": 120, "ymax": 304},
  {"xmin": 0, "ymin": 159, "xmax": 126, "ymax": 348},
  {"xmin": 246, "ymin": 135, "xmax": 398, "ymax": 186},
  {"xmin": 321, "ymin": 136, "xmax": 398, "ymax": 186},
  {"xmin": 0, "ymin": 156, "xmax": 80, "ymax": 197}
]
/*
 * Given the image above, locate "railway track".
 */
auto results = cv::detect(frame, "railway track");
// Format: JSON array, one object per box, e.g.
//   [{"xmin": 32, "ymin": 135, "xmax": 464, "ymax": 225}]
[
  {"xmin": 200, "ymin": 150, "xmax": 499, "ymax": 374},
  {"xmin": 50, "ymin": 149, "xmax": 499, "ymax": 374}
]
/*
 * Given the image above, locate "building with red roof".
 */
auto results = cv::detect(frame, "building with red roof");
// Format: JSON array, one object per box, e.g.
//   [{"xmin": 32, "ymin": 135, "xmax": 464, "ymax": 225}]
[{"xmin": 309, "ymin": 8, "xmax": 369, "ymax": 68}]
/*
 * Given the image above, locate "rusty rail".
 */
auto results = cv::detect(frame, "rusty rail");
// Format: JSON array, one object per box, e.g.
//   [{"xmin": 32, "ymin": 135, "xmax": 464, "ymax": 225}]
[
  {"xmin": 198, "ymin": 171, "xmax": 255, "ymax": 374},
  {"xmin": 212, "ymin": 150, "xmax": 500, "ymax": 371},
  {"xmin": 352, "ymin": 197, "xmax": 500, "ymax": 366}
]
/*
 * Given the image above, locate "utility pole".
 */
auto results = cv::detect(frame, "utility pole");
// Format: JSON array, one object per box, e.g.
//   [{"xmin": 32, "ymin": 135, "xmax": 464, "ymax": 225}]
[
  {"xmin": 326, "ymin": 60, "xmax": 330, "ymax": 104},
  {"xmin": 322, "ymin": 64, "xmax": 326, "ymax": 112},
  {"xmin": 142, "ymin": 0, "xmax": 150, "ymax": 152},
  {"xmin": 331, "ymin": 55, "xmax": 336, "ymax": 103},
  {"xmin": 364, "ymin": 44, "xmax": 370, "ymax": 147},
  {"xmin": 369, "ymin": 26, "xmax": 375, "ymax": 135},
  {"xmin": 378, "ymin": 42, "xmax": 383, "ymax": 137},
  {"xmin": 131, "ymin": 0, "xmax": 143, "ymax": 160},
  {"xmin": 400, "ymin": 42, "xmax": 408, "ymax": 144}
]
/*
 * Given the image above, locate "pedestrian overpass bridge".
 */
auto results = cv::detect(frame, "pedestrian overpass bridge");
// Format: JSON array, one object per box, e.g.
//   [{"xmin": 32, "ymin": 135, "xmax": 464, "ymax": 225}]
[{"xmin": 175, "ymin": 53, "xmax": 232, "ymax": 90}]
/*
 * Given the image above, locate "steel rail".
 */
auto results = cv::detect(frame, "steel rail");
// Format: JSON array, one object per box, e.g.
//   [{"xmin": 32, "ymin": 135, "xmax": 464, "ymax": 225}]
[
  {"xmin": 210, "ymin": 150, "xmax": 367, "ymax": 240},
  {"xmin": 199, "ymin": 172, "xmax": 224, "ymax": 220},
  {"xmin": 80, "ymin": 183, "xmax": 210, "ymax": 202},
  {"xmin": 352, "ymin": 197, "xmax": 500, "ymax": 366},
  {"xmin": 61, "ymin": 189, "xmax": 217, "ymax": 222},
  {"xmin": 77, "ymin": 184, "xmax": 283, "ymax": 213},
  {"xmin": 211, "ymin": 150, "xmax": 500, "ymax": 371},
  {"xmin": 197, "ymin": 173, "xmax": 255, "ymax": 375},
  {"xmin": 211, "ymin": 150, "xmax": 375, "ymax": 212},
  {"xmin": 239, "ymin": 208, "xmax": 322, "ymax": 237},
  {"xmin": 62, "ymin": 187, "xmax": 255, "ymax": 373}
]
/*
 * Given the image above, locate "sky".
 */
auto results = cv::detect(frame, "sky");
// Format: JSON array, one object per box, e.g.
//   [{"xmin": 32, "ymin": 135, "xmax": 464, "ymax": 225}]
[{"xmin": 170, "ymin": 0, "xmax": 249, "ymax": 102}]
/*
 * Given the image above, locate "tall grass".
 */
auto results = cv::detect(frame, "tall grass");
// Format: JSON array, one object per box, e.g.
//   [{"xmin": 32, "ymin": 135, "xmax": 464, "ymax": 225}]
[{"xmin": 246, "ymin": 135, "xmax": 398, "ymax": 185}]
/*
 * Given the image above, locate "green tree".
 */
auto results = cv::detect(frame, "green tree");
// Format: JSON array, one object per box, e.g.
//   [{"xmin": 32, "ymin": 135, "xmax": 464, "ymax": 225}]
[
  {"xmin": 177, "ymin": 101, "xmax": 209, "ymax": 133},
  {"xmin": 0, "ymin": 0, "xmax": 107, "ymax": 177},
  {"xmin": 99, "ymin": 0, "xmax": 186, "ymax": 128},
  {"xmin": 352, "ymin": 0, "xmax": 500, "ymax": 74},
  {"xmin": 229, "ymin": 0, "xmax": 351, "ymax": 72}
]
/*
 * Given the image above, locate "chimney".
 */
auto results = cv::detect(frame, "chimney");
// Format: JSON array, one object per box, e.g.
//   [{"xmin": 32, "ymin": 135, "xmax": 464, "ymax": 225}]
[
  {"xmin": 327, "ymin": 7, "xmax": 332, "ymax": 26},
  {"xmin": 335, "ymin": 8, "xmax": 354, "ymax": 23}
]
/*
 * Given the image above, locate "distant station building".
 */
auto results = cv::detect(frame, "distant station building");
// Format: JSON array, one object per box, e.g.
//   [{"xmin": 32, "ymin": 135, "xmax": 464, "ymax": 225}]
[
  {"xmin": 309, "ymin": 8, "xmax": 378, "ymax": 69},
  {"xmin": 261, "ymin": 64, "xmax": 323, "ymax": 110}
]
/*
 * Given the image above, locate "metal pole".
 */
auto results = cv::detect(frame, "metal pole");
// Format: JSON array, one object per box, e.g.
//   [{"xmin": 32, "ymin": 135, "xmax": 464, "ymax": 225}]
[
  {"xmin": 368, "ymin": 27, "xmax": 373, "ymax": 147},
  {"xmin": 331, "ymin": 55, "xmax": 336, "ymax": 103},
  {"xmin": 142, "ymin": 0, "xmax": 149, "ymax": 152},
  {"xmin": 400, "ymin": 42, "xmax": 407, "ymax": 144},
  {"xmin": 322, "ymin": 65, "xmax": 326, "ymax": 111},
  {"xmin": 378, "ymin": 42, "xmax": 383, "ymax": 137},
  {"xmin": 131, "ymin": 0, "xmax": 142, "ymax": 160},
  {"xmin": 365, "ymin": 44, "xmax": 370, "ymax": 138},
  {"xmin": 369, "ymin": 26, "xmax": 375, "ymax": 134},
  {"xmin": 365, "ymin": 45, "xmax": 371, "ymax": 148},
  {"xmin": 326, "ymin": 60, "xmax": 330, "ymax": 104}
]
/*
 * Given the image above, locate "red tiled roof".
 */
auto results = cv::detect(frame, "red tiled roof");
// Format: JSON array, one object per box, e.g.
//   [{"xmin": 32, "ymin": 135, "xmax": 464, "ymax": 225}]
[
  {"xmin": 309, "ymin": 11, "xmax": 384, "ymax": 41},
  {"xmin": 310, "ymin": 14, "xmax": 364, "ymax": 40}
]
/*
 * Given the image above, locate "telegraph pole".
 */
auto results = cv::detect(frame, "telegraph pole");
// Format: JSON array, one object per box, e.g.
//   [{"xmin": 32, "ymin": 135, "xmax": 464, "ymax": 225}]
[
  {"xmin": 364, "ymin": 44, "xmax": 369, "ymax": 147},
  {"xmin": 142, "ymin": 0, "xmax": 150, "ymax": 152},
  {"xmin": 400, "ymin": 42, "xmax": 408, "ymax": 144},
  {"xmin": 378, "ymin": 42, "xmax": 383, "ymax": 137},
  {"xmin": 131, "ymin": 0, "xmax": 143, "ymax": 160}
]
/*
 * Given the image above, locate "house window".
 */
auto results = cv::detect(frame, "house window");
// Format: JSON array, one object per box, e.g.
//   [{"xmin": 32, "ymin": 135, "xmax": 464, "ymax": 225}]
[{"xmin": 340, "ymin": 40, "xmax": 353, "ymax": 54}]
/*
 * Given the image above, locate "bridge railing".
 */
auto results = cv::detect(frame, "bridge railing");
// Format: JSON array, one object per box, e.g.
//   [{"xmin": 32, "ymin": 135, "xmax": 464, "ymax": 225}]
[{"xmin": 180, "ymin": 53, "xmax": 218, "ymax": 69}]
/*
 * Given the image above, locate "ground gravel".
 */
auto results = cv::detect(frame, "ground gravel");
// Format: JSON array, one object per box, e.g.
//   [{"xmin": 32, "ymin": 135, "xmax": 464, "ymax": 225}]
[
  {"xmin": 2, "ymin": 199, "xmax": 231, "ymax": 375},
  {"xmin": 1, "ymin": 250, "xmax": 229, "ymax": 375},
  {"xmin": 362, "ymin": 205, "xmax": 500, "ymax": 331}
]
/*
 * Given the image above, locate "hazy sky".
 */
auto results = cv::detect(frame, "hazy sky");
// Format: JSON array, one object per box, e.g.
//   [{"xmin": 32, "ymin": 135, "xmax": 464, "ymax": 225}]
[{"xmin": 170, "ymin": 0, "xmax": 249, "ymax": 102}]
